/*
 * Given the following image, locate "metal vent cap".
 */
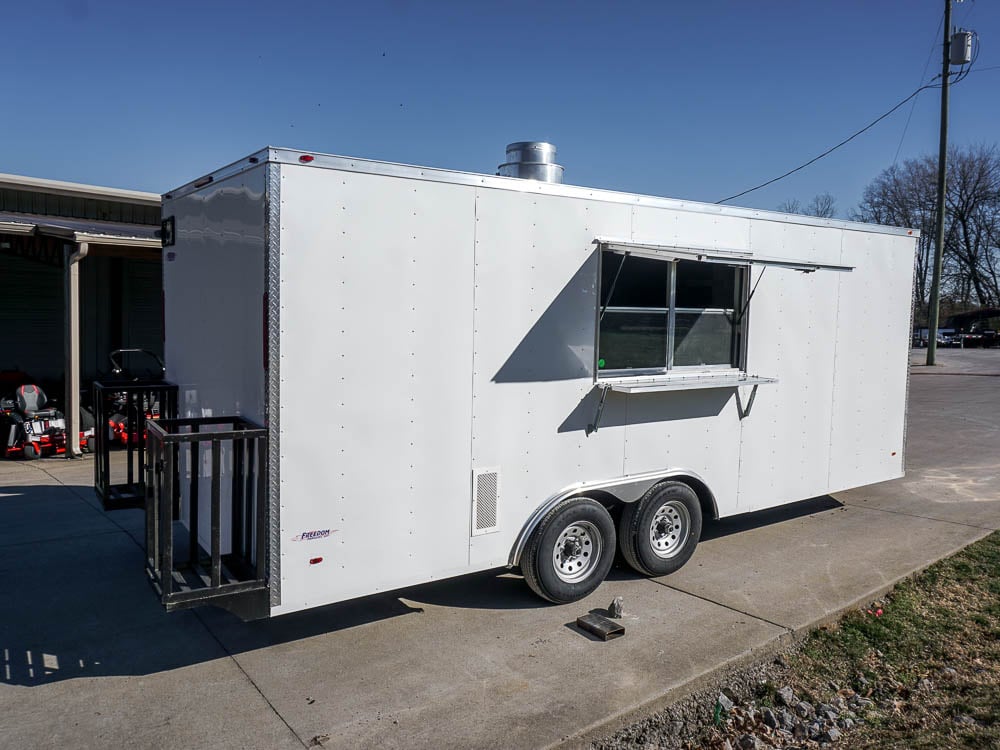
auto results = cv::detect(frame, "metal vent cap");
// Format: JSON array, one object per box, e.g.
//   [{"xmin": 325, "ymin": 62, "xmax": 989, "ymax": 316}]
[{"xmin": 497, "ymin": 141, "xmax": 563, "ymax": 183}]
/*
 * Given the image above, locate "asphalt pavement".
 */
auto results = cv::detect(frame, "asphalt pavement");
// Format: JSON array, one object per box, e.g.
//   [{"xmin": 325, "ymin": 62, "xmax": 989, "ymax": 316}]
[{"xmin": 1, "ymin": 348, "xmax": 997, "ymax": 750}]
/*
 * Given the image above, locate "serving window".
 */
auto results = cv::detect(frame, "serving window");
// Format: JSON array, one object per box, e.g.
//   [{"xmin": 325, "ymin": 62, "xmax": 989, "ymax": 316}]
[{"xmin": 598, "ymin": 251, "xmax": 747, "ymax": 376}]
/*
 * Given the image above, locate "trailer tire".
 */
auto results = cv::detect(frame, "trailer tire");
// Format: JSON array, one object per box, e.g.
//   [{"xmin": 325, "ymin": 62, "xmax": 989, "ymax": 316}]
[
  {"xmin": 23, "ymin": 442, "xmax": 41, "ymax": 461},
  {"xmin": 619, "ymin": 481, "xmax": 701, "ymax": 577},
  {"xmin": 521, "ymin": 497, "xmax": 616, "ymax": 604}
]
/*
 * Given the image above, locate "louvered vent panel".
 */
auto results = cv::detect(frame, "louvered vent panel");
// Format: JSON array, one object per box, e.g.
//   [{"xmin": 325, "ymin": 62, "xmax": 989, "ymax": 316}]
[{"xmin": 472, "ymin": 468, "xmax": 500, "ymax": 535}]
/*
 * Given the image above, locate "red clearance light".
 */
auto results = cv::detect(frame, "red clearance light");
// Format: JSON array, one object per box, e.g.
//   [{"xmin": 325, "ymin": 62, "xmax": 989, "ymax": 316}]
[
  {"xmin": 309, "ymin": 557, "xmax": 323, "ymax": 565},
  {"xmin": 193, "ymin": 175, "xmax": 214, "ymax": 188},
  {"xmin": 299, "ymin": 155, "xmax": 315, "ymax": 163}
]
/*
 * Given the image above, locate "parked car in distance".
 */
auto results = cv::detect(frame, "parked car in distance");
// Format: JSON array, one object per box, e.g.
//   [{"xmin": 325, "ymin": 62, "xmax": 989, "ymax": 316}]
[{"xmin": 913, "ymin": 328, "xmax": 959, "ymax": 347}]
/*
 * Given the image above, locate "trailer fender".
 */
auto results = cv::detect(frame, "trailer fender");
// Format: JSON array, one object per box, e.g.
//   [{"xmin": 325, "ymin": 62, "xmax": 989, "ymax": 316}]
[{"xmin": 508, "ymin": 468, "xmax": 717, "ymax": 567}]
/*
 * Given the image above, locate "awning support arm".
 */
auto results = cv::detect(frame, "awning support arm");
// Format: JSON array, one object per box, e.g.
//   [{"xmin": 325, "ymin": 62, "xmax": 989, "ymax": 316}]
[
  {"xmin": 599, "ymin": 253, "xmax": 628, "ymax": 322},
  {"xmin": 732, "ymin": 267, "xmax": 767, "ymax": 326},
  {"xmin": 587, "ymin": 385, "xmax": 612, "ymax": 436},
  {"xmin": 735, "ymin": 384, "xmax": 760, "ymax": 420}
]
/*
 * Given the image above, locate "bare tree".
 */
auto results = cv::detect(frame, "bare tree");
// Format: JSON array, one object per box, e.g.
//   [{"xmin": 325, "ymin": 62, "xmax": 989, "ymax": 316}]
[
  {"xmin": 805, "ymin": 193, "xmax": 837, "ymax": 218},
  {"xmin": 946, "ymin": 145, "xmax": 1000, "ymax": 307},
  {"xmin": 776, "ymin": 194, "xmax": 836, "ymax": 218},
  {"xmin": 854, "ymin": 144, "xmax": 1000, "ymax": 323},
  {"xmin": 852, "ymin": 157, "xmax": 937, "ymax": 311}
]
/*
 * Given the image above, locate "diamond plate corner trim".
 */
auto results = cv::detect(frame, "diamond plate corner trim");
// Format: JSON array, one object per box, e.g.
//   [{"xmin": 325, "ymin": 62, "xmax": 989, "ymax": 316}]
[
  {"xmin": 265, "ymin": 162, "xmax": 282, "ymax": 607},
  {"xmin": 901, "ymin": 238, "xmax": 918, "ymax": 470}
]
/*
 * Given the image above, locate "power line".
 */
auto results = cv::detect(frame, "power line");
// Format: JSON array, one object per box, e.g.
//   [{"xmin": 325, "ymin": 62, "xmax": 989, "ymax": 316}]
[
  {"xmin": 716, "ymin": 82, "xmax": 939, "ymax": 204},
  {"xmin": 716, "ymin": 19, "xmax": 984, "ymax": 207}
]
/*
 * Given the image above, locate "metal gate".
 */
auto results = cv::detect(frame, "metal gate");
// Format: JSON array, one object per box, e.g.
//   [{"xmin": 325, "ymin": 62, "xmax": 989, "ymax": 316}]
[
  {"xmin": 93, "ymin": 380, "xmax": 177, "ymax": 510},
  {"xmin": 145, "ymin": 415, "xmax": 269, "ymax": 619}
]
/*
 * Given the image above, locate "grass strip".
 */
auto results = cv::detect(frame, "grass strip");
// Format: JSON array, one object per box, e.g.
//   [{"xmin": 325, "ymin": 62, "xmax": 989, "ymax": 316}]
[
  {"xmin": 793, "ymin": 530, "xmax": 1000, "ymax": 748},
  {"xmin": 596, "ymin": 531, "xmax": 1000, "ymax": 749}
]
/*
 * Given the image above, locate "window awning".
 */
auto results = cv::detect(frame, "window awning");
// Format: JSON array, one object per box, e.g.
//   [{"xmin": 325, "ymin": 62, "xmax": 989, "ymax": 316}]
[
  {"xmin": 601, "ymin": 373, "xmax": 778, "ymax": 394},
  {"xmin": 597, "ymin": 239, "xmax": 854, "ymax": 273}
]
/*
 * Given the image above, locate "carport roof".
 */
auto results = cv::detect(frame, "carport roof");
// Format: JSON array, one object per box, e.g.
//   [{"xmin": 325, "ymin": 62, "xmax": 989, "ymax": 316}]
[
  {"xmin": 0, "ymin": 212, "xmax": 161, "ymax": 248},
  {"xmin": 0, "ymin": 172, "xmax": 159, "ymax": 206}
]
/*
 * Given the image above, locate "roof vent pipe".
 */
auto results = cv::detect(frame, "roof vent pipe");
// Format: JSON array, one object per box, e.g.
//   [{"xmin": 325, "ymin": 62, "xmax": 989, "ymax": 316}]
[{"xmin": 497, "ymin": 142, "xmax": 564, "ymax": 183}]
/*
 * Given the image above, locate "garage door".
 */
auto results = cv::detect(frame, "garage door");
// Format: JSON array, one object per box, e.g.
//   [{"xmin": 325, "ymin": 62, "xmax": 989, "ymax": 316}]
[
  {"xmin": 0, "ymin": 254, "xmax": 63, "ymax": 382},
  {"xmin": 123, "ymin": 259, "xmax": 163, "ymax": 357}
]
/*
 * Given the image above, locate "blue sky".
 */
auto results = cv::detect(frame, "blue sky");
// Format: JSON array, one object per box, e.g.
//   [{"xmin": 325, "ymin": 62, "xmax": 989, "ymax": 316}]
[{"xmin": 2, "ymin": 1, "xmax": 997, "ymax": 216}]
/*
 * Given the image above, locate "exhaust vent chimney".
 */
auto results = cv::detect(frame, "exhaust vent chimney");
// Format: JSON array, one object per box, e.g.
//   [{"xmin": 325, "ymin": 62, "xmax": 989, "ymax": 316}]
[{"xmin": 497, "ymin": 141, "xmax": 563, "ymax": 183}]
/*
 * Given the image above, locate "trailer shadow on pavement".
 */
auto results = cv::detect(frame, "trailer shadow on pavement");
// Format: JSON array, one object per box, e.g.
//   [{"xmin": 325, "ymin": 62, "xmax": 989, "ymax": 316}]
[
  {"xmin": 2, "ymin": 351, "xmax": 999, "ymax": 749},
  {"xmin": 699, "ymin": 495, "xmax": 843, "ymax": 542},
  {"xmin": 0, "ymin": 479, "xmax": 423, "ymax": 688},
  {"xmin": 0, "ymin": 475, "xmax": 848, "ymax": 690}
]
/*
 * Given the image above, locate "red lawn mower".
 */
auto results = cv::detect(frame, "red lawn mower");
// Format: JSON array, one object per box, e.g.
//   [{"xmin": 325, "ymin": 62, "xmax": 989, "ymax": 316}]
[
  {"xmin": 103, "ymin": 349, "xmax": 166, "ymax": 448},
  {"xmin": 0, "ymin": 384, "xmax": 94, "ymax": 459}
]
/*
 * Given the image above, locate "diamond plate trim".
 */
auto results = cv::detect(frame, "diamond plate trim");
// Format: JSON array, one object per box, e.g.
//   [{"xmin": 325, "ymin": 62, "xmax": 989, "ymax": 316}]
[
  {"xmin": 901, "ymin": 238, "xmax": 919, "ymax": 470},
  {"xmin": 266, "ymin": 162, "xmax": 282, "ymax": 607}
]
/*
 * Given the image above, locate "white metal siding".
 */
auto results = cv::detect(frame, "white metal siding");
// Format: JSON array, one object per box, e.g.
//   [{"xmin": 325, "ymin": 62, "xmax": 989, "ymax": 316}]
[
  {"xmin": 468, "ymin": 190, "xmax": 631, "ymax": 569},
  {"xmin": 275, "ymin": 166, "xmax": 476, "ymax": 614},
  {"xmin": 622, "ymin": 206, "xmax": 746, "ymax": 513},
  {"xmin": 632, "ymin": 205, "xmax": 752, "ymax": 252},
  {"xmin": 163, "ymin": 167, "xmax": 267, "ymax": 554},
  {"xmin": 736, "ymin": 221, "xmax": 844, "ymax": 512},
  {"xmin": 827, "ymin": 231, "xmax": 910, "ymax": 490},
  {"xmin": 164, "ymin": 170, "xmax": 266, "ymax": 421},
  {"xmin": 163, "ymin": 153, "xmax": 917, "ymax": 616}
]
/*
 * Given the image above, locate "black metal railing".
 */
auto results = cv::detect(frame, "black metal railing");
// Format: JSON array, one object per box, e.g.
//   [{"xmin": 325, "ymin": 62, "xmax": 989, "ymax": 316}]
[
  {"xmin": 145, "ymin": 416, "xmax": 269, "ymax": 618},
  {"xmin": 93, "ymin": 381, "xmax": 178, "ymax": 510}
]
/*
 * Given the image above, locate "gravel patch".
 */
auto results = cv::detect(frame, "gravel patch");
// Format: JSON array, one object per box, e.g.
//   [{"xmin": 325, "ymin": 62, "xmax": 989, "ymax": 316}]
[{"xmin": 593, "ymin": 651, "xmax": 842, "ymax": 750}]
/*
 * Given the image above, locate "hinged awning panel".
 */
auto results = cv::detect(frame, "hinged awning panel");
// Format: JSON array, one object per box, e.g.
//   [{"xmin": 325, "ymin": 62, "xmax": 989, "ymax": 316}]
[
  {"xmin": 597, "ymin": 239, "xmax": 853, "ymax": 273},
  {"xmin": 602, "ymin": 373, "xmax": 778, "ymax": 394}
]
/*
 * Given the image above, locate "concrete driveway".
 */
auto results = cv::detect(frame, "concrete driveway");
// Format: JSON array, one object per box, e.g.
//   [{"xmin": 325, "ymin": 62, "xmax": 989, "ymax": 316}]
[{"xmin": 1, "ymin": 349, "xmax": 998, "ymax": 749}]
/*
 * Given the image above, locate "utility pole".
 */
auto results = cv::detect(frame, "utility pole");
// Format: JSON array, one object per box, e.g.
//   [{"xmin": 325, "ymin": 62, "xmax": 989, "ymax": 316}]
[{"xmin": 926, "ymin": 0, "xmax": 952, "ymax": 366}]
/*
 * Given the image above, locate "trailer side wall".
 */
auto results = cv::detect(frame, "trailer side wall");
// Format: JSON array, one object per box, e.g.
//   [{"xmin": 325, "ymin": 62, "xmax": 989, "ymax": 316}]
[
  {"xmin": 270, "ymin": 165, "xmax": 915, "ymax": 614},
  {"xmin": 163, "ymin": 167, "xmax": 267, "ymax": 552},
  {"xmin": 165, "ymin": 157, "xmax": 914, "ymax": 616},
  {"xmin": 274, "ymin": 165, "xmax": 477, "ymax": 614}
]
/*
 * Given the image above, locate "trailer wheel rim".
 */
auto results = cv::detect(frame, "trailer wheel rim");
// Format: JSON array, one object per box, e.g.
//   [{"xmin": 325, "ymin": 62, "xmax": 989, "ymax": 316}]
[
  {"xmin": 648, "ymin": 500, "xmax": 690, "ymax": 559},
  {"xmin": 552, "ymin": 520, "xmax": 602, "ymax": 583}
]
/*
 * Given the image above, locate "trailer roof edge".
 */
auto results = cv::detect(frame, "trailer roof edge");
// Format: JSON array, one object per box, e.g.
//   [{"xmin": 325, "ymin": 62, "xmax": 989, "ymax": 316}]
[{"xmin": 163, "ymin": 147, "xmax": 920, "ymax": 239}]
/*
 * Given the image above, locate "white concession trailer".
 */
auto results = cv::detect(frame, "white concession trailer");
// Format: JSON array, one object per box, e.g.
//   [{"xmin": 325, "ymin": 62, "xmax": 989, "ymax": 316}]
[{"xmin": 145, "ymin": 144, "xmax": 917, "ymax": 619}]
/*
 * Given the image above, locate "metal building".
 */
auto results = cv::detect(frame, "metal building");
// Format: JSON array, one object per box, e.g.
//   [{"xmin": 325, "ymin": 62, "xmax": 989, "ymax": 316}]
[{"xmin": 0, "ymin": 172, "xmax": 162, "ymax": 454}]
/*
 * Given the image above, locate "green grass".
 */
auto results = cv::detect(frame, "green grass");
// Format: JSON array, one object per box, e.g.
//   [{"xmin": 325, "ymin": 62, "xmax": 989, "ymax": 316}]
[
  {"xmin": 792, "ymin": 531, "xmax": 1000, "ymax": 749},
  {"xmin": 595, "ymin": 533, "xmax": 1000, "ymax": 750}
]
